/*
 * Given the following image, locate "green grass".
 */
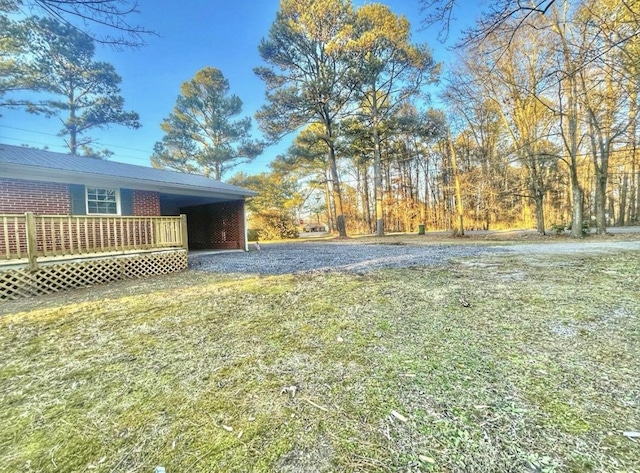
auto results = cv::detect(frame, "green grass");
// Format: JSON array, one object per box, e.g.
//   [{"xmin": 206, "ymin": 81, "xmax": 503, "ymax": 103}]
[{"xmin": 0, "ymin": 251, "xmax": 639, "ymax": 472}]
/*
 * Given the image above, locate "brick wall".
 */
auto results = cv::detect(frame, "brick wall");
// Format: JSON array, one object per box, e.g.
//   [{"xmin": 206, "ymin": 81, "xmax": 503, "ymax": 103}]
[
  {"xmin": 0, "ymin": 178, "xmax": 70, "ymax": 215},
  {"xmin": 132, "ymin": 190, "xmax": 161, "ymax": 216},
  {"xmin": 0, "ymin": 180, "xmax": 162, "ymax": 216}
]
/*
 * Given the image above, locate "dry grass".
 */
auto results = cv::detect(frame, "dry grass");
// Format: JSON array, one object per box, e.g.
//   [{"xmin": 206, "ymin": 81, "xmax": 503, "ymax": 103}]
[{"xmin": 0, "ymin": 247, "xmax": 639, "ymax": 472}]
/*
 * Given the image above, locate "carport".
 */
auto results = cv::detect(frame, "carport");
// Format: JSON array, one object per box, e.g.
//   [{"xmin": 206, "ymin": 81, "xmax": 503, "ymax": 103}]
[{"xmin": 159, "ymin": 192, "xmax": 254, "ymax": 251}]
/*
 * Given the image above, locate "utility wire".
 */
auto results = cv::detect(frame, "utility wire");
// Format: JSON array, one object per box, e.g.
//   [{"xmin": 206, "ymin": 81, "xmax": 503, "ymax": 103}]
[
  {"xmin": 0, "ymin": 124, "xmax": 276, "ymax": 167},
  {"xmin": 0, "ymin": 124, "xmax": 153, "ymax": 156},
  {"xmin": 0, "ymin": 136, "xmax": 153, "ymax": 164}
]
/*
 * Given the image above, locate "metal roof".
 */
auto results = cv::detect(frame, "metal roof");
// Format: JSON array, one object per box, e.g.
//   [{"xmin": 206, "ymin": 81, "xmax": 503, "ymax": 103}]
[{"xmin": 0, "ymin": 143, "xmax": 257, "ymax": 198}]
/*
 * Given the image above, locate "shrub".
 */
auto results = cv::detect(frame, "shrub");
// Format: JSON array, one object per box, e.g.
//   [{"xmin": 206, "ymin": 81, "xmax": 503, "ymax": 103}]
[
  {"xmin": 249, "ymin": 212, "xmax": 299, "ymax": 240},
  {"xmin": 582, "ymin": 220, "xmax": 590, "ymax": 235},
  {"xmin": 557, "ymin": 221, "xmax": 591, "ymax": 236},
  {"xmin": 247, "ymin": 229, "xmax": 260, "ymax": 242}
]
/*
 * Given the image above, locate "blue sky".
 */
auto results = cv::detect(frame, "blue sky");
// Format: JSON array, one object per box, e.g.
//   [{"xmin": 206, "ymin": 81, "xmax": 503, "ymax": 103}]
[{"xmin": 1, "ymin": 0, "xmax": 476, "ymax": 176}]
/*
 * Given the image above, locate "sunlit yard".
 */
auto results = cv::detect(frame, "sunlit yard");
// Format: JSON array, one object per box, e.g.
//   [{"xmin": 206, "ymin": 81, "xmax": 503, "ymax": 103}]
[{"xmin": 1, "ymin": 250, "xmax": 638, "ymax": 472}]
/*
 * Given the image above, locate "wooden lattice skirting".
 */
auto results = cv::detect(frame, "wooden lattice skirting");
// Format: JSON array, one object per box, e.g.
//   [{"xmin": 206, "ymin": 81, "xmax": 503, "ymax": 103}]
[{"xmin": 0, "ymin": 250, "xmax": 187, "ymax": 301}]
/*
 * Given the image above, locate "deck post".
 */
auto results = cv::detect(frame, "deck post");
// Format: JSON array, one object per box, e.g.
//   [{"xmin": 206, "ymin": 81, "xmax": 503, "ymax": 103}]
[
  {"xmin": 180, "ymin": 214, "xmax": 189, "ymax": 252},
  {"xmin": 25, "ymin": 212, "xmax": 39, "ymax": 271}
]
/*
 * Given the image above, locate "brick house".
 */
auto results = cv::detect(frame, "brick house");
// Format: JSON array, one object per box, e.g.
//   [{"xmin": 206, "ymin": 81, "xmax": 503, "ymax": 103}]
[
  {"xmin": 0, "ymin": 144, "xmax": 257, "ymax": 299},
  {"xmin": 0, "ymin": 143, "xmax": 256, "ymax": 250}
]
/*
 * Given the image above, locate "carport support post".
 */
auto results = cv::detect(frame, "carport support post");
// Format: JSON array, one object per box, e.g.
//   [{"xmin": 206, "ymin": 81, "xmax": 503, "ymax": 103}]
[
  {"xmin": 243, "ymin": 200, "xmax": 249, "ymax": 252},
  {"xmin": 180, "ymin": 214, "xmax": 189, "ymax": 252}
]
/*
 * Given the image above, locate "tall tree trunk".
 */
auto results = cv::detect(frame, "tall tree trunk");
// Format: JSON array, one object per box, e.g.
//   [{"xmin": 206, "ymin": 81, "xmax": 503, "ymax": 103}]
[
  {"xmin": 566, "ymin": 79, "xmax": 584, "ymax": 239},
  {"xmin": 373, "ymin": 124, "xmax": 384, "ymax": 237},
  {"xmin": 630, "ymin": 161, "xmax": 638, "ymax": 223},
  {"xmin": 608, "ymin": 193, "xmax": 616, "ymax": 226},
  {"xmin": 618, "ymin": 172, "xmax": 628, "ymax": 226},
  {"xmin": 69, "ymin": 129, "xmax": 78, "ymax": 155},
  {"xmin": 534, "ymin": 190, "xmax": 546, "ymax": 234},
  {"xmin": 594, "ymin": 170, "xmax": 608, "ymax": 233},
  {"xmin": 448, "ymin": 132, "xmax": 465, "ymax": 236},
  {"xmin": 628, "ymin": 78, "xmax": 638, "ymax": 223},
  {"xmin": 570, "ymin": 166, "xmax": 584, "ymax": 238},
  {"xmin": 422, "ymin": 161, "xmax": 430, "ymax": 228},
  {"xmin": 323, "ymin": 175, "xmax": 334, "ymax": 233},
  {"xmin": 327, "ymin": 144, "xmax": 347, "ymax": 237},
  {"xmin": 69, "ymin": 93, "xmax": 78, "ymax": 156},
  {"xmin": 636, "ymin": 171, "xmax": 640, "ymax": 223},
  {"xmin": 585, "ymin": 73, "xmax": 613, "ymax": 235},
  {"xmin": 527, "ymin": 158, "xmax": 547, "ymax": 234},
  {"xmin": 384, "ymin": 159, "xmax": 393, "ymax": 231},
  {"xmin": 553, "ymin": 7, "xmax": 584, "ymax": 238},
  {"xmin": 362, "ymin": 165, "xmax": 372, "ymax": 232}
]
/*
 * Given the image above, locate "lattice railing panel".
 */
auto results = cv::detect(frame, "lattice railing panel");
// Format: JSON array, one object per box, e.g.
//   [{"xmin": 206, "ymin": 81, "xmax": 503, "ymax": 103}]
[
  {"xmin": 123, "ymin": 252, "xmax": 187, "ymax": 278},
  {"xmin": 0, "ymin": 250, "xmax": 187, "ymax": 301}
]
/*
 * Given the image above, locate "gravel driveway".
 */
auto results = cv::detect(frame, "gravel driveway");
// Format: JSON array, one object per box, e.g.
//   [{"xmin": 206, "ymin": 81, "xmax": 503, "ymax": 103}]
[
  {"xmin": 189, "ymin": 239, "xmax": 640, "ymax": 275},
  {"xmin": 189, "ymin": 243, "xmax": 505, "ymax": 275}
]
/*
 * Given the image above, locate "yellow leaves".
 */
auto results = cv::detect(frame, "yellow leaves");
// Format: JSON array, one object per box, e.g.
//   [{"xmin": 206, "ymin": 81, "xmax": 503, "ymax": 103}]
[
  {"xmin": 274, "ymin": 0, "xmax": 419, "ymax": 61},
  {"xmin": 281, "ymin": 0, "xmax": 353, "ymax": 44},
  {"xmin": 353, "ymin": 3, "xmax": 411, "ymax": 49}
]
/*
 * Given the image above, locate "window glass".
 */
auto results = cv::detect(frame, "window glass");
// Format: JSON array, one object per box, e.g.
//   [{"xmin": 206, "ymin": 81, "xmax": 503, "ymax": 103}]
[{"xmin": 86, "ymin": 188, "xmax": 118, "ymax": 214}]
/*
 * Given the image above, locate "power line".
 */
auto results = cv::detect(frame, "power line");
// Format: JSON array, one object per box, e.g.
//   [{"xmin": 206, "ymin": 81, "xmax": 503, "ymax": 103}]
[
  {"xmin": 0, "ymin": 124, "xmax": 276, "ymax": 166},
  {"xmin": 0, "ymin": 124, "xmax": 278, "ymax": 170},
  {"xmin": 0, "ymin": 136, "xmax": 153, "ymax": 164},
  {"xmin": 0, "ymin": 124, "xmax": 153, "ymax": 155},
  {"xmin": 0, "ymin": 135, "xmax": 66, "ymax": 149},
  {"xmin": 0, "ymin": 124, "xmax": 59, "ymax": 137}
]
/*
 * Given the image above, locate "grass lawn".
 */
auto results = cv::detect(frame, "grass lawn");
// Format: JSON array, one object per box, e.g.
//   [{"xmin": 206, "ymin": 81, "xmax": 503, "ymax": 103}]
[{"xmin": 0, "ymin": 247, "xmax": 638, "ymax": 472}]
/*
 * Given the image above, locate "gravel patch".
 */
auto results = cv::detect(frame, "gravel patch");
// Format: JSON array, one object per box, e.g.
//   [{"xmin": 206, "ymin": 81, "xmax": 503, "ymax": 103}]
[
  {"xmin": 189, "ymin": 239, "xmax": 640, "ymax": 276},
  {"xmin": 189, "ymin": 242, "xmax": 507, "ymax": 275}
]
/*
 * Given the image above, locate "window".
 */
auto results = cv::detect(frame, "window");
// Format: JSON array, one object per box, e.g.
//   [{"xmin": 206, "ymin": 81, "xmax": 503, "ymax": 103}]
[{"xmin": 86, "ymin": 187, "xmax": 120, "ymax": 215}]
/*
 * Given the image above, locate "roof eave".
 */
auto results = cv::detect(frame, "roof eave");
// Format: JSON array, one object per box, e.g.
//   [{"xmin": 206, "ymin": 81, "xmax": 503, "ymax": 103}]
[{"xmin": 0, "ymin": 163, "xmax": 258, "ymax": 198}]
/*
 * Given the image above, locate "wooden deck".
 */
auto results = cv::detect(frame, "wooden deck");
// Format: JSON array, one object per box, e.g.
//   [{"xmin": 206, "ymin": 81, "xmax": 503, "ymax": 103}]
[
  {"xmin": 1, "ymin": 213, "xmax": 187, "ymax": 268},
  {"xmin": 1, "ymin": 213, "xmax": 189, "ymax": 300}
]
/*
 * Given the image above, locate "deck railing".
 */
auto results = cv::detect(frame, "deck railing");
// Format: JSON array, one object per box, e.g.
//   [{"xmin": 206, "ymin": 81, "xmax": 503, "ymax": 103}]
[{"xmin": 1, "ymin": 213, "xmax": 188, "ymax": 269}]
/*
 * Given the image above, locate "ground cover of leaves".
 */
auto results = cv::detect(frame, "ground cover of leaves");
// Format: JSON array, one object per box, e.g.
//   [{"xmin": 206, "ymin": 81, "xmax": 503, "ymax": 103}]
[{"xmin": 0, "ymin": 250, "xmax": 638, "ymax": 472}]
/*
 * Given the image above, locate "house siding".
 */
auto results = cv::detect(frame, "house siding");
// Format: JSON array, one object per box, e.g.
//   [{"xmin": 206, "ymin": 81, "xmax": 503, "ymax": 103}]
[
  {"xmin": 0, "ymin": 178, "xmax": 70, "ymax": 214},
  {"xmin": 133, "ymin": 190, "xmax": 161, "ymax": 216}
]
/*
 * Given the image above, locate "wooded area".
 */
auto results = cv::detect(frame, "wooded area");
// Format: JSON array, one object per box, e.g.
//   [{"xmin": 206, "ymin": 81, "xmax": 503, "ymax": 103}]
[{"xmin": 235, "ymin": 0, "xmax": 640, "ymax": 238}]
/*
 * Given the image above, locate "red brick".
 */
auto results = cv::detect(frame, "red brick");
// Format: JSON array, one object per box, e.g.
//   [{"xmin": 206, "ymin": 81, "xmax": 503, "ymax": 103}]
[
  {"xmin": 132, "ymin": 190, "xmax": 160, "ymax": 216},
  {"xmin": 0, "ymin": 178, "xmax": 70, "ymax": 214}
]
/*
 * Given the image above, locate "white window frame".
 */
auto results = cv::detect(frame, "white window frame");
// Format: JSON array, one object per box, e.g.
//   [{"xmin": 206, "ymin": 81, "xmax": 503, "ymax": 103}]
[{"xmin": 85, "ymin": 187, "xmax": 121, "ymax": 215}]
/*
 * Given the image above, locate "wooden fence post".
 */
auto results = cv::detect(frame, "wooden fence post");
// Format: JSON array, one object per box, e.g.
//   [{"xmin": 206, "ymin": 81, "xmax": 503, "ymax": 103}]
[
  {"xmin": 180, "ymin": 214, "xmax": 189, "ymax": 251},
  {"xmin": 25, "ymin": 212, "xmax": 38, "ymax": 271}
]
